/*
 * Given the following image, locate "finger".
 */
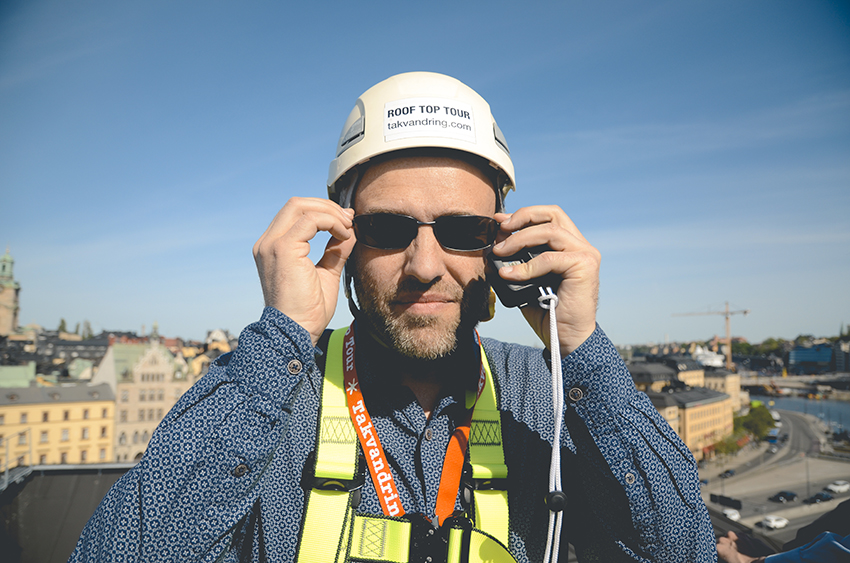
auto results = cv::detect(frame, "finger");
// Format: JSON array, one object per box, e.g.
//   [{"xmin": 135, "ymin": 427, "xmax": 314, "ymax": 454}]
[
  {"xmin": 497, "ymin": 248, "xmax": 600, "ymax": 283},
  {"xmin": 255, "ymin": 197, "xmax": 353, "ymax": 253},
  {"xmin": 316, "ymin": 229, "xmax": 357, "ymax": 277},
  {"xmin": 491, "ymin": 221, "xmax": 582, "ymax": 256},
  {"xmin": 257, "ymin": 210, "xmax": 354, "ymax": 262},
  {"xmin": 500, "ymin": 205, "xmax": 590, "ymax": 245}
]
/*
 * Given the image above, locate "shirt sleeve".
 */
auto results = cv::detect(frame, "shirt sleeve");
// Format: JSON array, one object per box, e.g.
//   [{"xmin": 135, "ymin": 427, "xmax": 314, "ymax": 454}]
[
  {"xmin": 484, "ymin": 324, "xmax": 717, "ymax": 562},
  {"xmin": 560, "ymin": 325, "xmax": 717, "ymax": 562},
  {"xmin": 68, "ymin": 307, "xmax": 319, "ymax": 563},
  {"xmin": 765, "ymin": 532, "xmax": 850, "ymax": 562}
]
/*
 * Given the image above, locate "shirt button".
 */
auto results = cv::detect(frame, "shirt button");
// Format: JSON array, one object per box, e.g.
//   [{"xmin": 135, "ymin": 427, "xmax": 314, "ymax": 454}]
[
  {"xmin": 232, "ymin": 463, "xmax": 250, "ymax": 477},
  {"xmin": 625, "ymin": 472, "xmax": 636, "ymax": 485},
  {"xmin": 567, "ymin": 387, "xmax": 584, "ymax": 402},
  {"xmin": 424, "ymin": 428, "xmax": 433, "ymax": 441},
  {"xmin": 287, "ymin": 359, "xmax": 303, "ymax": 375}
]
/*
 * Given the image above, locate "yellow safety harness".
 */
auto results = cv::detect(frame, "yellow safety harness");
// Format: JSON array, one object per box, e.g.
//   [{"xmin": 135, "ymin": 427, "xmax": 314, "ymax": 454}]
[{"xmin": 296, "ymin": 327, "xmax": 516, "ymax": 563}]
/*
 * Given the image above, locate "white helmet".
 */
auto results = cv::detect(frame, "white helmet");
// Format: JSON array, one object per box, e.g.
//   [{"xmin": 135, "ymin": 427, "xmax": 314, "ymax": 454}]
[{"xmin": 327, "ymin": 71, "xmax": 515, "ymax": 207}]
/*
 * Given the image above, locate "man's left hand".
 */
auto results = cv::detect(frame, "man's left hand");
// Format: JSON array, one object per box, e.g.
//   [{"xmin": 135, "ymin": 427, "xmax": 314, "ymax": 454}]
[{"xmin": 492, "ymin": 206, "xmax": 600, "ymax": 356}]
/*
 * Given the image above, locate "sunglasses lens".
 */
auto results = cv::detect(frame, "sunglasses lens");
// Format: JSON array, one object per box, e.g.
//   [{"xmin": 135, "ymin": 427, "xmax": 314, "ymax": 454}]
[
  {"xmin": 353, "ymin": 214, "xmax": 497, "ymax": 251},
  {"xmin": 435, "ymin": 216, "xmax": 498, "ymax": 251},
  {"xmin": 354, "ymin": 214, "xmax": 417, "ymax": 249}
]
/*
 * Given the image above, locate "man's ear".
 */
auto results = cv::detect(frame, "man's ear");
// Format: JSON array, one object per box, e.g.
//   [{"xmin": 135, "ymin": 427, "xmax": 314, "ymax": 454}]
[{"xmin": 481, "ymin": 287, "xmax": 496, "ymax": 322}]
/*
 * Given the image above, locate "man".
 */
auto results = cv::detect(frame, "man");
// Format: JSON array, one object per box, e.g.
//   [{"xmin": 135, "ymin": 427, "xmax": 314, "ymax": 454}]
[{"xmin": 70, "ymin": 72, "xmax": 715, "ymax": 562}]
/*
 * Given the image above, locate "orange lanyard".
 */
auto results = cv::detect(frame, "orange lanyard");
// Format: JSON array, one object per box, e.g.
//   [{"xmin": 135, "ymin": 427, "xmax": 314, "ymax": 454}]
[{"xmin": 342, "ymin": 326, "xmax": 486, "ymax": 524}]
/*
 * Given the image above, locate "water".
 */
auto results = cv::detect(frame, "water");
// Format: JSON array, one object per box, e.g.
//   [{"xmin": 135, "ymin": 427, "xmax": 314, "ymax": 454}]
[{"xmin": 761, "ymin": 397, "xmax": 850, "ymax": 432}]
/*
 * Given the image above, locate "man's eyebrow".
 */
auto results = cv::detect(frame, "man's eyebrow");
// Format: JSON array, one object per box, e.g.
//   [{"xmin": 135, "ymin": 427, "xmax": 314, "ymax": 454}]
[{"xmin": 357, "ymin": 208, "xmax": 485, "ymax": 217}]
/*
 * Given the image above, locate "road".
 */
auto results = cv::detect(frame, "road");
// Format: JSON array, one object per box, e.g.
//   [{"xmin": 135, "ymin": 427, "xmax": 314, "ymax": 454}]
[{"xmin": 702, "ymin": 409, "xmax": 850, "ymax": 551}]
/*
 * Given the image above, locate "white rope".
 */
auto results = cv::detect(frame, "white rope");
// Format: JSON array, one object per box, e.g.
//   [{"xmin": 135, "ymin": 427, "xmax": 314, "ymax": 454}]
[{"xmin": 538, "ymin": 287, "xmax": 564, "ymax": 563}]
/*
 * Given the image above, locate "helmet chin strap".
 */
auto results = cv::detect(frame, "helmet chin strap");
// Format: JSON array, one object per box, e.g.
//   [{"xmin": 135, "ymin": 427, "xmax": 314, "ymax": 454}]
[
  {"xmin": 343, "ymin": 265, "xmax": 361, "ymax": 321},
  {"xmin": 341, "ymin": 167, "xmax": 363, "ymax": 323}
]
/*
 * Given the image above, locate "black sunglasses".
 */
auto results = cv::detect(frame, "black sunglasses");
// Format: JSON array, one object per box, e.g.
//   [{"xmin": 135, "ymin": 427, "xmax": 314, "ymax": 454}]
[{"xmin": 353, "ymin": 213, "xmax": 499, "ymax": 252}]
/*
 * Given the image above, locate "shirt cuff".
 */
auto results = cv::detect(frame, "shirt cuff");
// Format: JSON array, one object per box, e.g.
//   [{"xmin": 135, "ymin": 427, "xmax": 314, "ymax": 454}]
[
  {"xmin": 228, "ymin": 306, "xmax": 320, "ymax": 403},
  {"xmin": 560, "ymin": 324, "xmax": 637, "ymax": 425}
]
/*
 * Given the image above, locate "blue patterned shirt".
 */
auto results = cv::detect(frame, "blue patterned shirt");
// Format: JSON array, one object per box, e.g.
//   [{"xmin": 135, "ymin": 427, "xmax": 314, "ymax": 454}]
[{"xmin": 69, "ymin": 307, "xmax": 717, "ymax": 562}]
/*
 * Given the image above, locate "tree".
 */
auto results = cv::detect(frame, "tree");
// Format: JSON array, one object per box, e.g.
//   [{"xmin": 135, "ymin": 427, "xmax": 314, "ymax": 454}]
[
  {"xmin": 74, "ymin": 322, "xmax": 80, "ymax": 335},
  {"xmin": 732, "ymin": 341, "xmax": 755, "ymax": 355},
  {"xmin": 714, "ymin": 435, "xmax": 742, "ymax": 456},
  {"xmin": 82, "ymin": 320, "xmax": 93, "ymax": 340},
  {"xmin": 742, "ymin": 404, "xmax": 775, "ymax": 440},
  {"xmin": 756, "ymin": 338, "xmax": 786, "ymax": 356},
  {"xmin": 795, "ymin": 334, "xmax": 815, "ymax": 346},
  {"xmin": 58, "ymin": 318, "xmax": 67, "ymax": 333}
]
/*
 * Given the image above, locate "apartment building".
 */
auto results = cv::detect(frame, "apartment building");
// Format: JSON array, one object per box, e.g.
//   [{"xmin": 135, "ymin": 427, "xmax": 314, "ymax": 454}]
[
  {"xmin": 93, "ymin": 338, "xmax": 191, "ymax": 461},
  {"xmin": 628, "ymin": 362, "xmax": 676, "ymax": 393},
  {"xmin": 0, "ymin": 383, "xmax": 114, "ymax": 467},
  {"xmin": 646, "ymin": 387, "xmax": 732, "ymax": 461},
  {"xmin": 703, "ymin": 369, "xmax": 745, "ymax": 412}
]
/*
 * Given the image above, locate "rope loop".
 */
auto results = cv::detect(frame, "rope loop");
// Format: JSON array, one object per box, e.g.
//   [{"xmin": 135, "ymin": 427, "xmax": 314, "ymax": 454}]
[
  {"xmin": 537, "ymin": 285, "xmax": 564, "ymax": 563},
  {"xmin": 537, "ymin": 288, "xmax": 558, "ymax": 310}
]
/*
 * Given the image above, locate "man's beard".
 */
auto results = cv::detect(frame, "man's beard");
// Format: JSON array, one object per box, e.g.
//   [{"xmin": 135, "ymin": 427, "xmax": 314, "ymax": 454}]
[{"xmin": 351, "ymin": 259, "xmax": 490, "ymax": 362}]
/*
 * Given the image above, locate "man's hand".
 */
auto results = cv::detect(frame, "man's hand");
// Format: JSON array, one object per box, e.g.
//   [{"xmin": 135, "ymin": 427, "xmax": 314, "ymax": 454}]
[
  {"xmin": 253, "ymin": 197, "xmax": 356, "ymax": 345},
  {"xmin": 716, "ymin": 531, "xmax": 764, "ymax": 563},
  {"xmin": 492, "ymin": 206, "xmax": 600, "ymax": 356}
]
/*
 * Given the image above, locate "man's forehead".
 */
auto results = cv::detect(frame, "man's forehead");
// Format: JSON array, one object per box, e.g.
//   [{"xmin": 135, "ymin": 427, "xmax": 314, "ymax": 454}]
[{"xmin": 353, "ymin": 156, "xmax": 498, "ymax": 216}]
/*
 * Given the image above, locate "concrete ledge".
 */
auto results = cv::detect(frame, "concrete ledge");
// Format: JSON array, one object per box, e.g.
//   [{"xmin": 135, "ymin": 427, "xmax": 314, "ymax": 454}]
[{"xmin": 739, "ymin": 499, "xmax": 839, "ymax": 527}]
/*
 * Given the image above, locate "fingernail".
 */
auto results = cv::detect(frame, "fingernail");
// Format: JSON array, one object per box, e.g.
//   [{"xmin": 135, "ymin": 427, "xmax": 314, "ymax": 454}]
[
  {"xmin": 495, "ymin": 241, "xmax": 505, "ymax": 250},
  {"xmin": 501, "ymin": 266, "xmax": 513, "ymax": 274},
  {"xmin": 344, "ymin": 208, "xmax": 355, "ymax": 217}
]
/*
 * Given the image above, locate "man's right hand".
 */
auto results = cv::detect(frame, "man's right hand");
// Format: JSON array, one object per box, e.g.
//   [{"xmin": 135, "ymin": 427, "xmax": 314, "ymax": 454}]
[{"xmin": 253, "ymin": 197, "xmax": 356, "ymax": 345}]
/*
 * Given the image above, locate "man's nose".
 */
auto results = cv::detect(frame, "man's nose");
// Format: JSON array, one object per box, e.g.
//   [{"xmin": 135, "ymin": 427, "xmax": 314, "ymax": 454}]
[{"xmin": 402, "ymin": 225, "xmax": 448, "ymax": 283}]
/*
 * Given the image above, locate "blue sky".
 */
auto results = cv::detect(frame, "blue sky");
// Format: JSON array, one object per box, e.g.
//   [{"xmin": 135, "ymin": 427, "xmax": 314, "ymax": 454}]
[{"xmin": 1, "ymin": 1, "xmax": 848, "ymax": 347}]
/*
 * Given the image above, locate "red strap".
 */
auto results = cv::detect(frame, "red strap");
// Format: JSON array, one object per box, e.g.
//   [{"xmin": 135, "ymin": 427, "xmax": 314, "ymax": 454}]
[{"xmin": 435, "ymin": 414, "xmax": 472, "ymax": 525}]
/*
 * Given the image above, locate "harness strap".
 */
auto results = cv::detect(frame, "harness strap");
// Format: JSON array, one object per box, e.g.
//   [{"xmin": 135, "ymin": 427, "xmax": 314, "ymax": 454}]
[
  {"xmin": 314, "ymin": 328, "xmax": 358, "ymax": 481},
  {"xmin": 297, "ymin": 488, "xmax": 353, "ymax": 563},
  {"xmin": 298, "ymin": 327, "xmax": 513, "ymax": 563}
]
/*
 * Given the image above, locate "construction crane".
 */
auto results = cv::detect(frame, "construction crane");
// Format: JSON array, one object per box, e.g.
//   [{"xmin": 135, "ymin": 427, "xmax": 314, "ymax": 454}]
[{"xmin": 673, "ymin": 302, "xmax": 750, "ymax": 370}]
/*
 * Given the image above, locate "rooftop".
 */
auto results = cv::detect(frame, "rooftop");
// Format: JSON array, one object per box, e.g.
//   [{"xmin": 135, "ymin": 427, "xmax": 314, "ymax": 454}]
[
  {"xmin": 0, "ymin": 383, "xmax": 114, "ymax": 406},
  {"xmin": 645, "ymin": 386, "xmax": 729, "ymax": 408}
]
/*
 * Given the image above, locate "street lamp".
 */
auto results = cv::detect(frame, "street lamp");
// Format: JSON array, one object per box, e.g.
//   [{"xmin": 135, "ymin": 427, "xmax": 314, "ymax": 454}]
[{"xmin": 804, "ymin": 452, "xmax": 810, "ymax": 498}]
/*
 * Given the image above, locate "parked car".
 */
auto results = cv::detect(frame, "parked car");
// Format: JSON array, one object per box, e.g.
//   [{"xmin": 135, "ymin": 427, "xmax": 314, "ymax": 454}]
[
  {"xmin": 769, "ymin": 491, "xmax": 798, "ymax": 503},
  {"xmin": 699, "ymin": 478, "xmax": 710, "ymax": 486},
  {"xmin": 803, "ymin": 492, "xmax": 834, "ymax": 504},
  {"xmin": 718, "ymin": 469, "xmax": 736, "ymax": 479},
  {"xmin": 760, "ymin": 515, "xmax": 789, "ymax": 530},
  {"xmin": 722, "ymin": 508, "xmax": 741, "ymax": 522},
  {"xmin": 825, "ymin": 480, "xmax": 850, "ymax": 494},
  {"xmin": 767, "ymin": 445, "xmax": 779, "ymax": 454}
]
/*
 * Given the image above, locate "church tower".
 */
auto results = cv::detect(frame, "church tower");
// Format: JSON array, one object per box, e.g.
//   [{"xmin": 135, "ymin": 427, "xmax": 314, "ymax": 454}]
[{"xmin": 0, "ymin": 248, "xmax": 21, "ymax": 336}]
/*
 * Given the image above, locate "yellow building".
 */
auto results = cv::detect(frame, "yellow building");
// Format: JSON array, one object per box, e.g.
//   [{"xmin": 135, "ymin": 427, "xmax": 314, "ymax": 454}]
[
  {"xmin": 648, "ymin": 387, "xmax": 733, "ymax": 461},
  {"xmin": 703, "ymin": 370, "xmax": 744, "ymax": 412},
  {"xmin": 628, "ymin": 362, "xmax": 676, "ymax": 393},
  {"xmin": 646, "ymin": 393, "xmax": 681, "ymax": 436},
  {"xmin": 0, "ymin": 383, "xmax": 115, "ymax": 468},
  {"xmin": 93, "ymin": 339, "xmax": 191, "ymax": 461},
  {"xmin": 664, "ymin": 357, "xmax": 705, "ymax": 387}
]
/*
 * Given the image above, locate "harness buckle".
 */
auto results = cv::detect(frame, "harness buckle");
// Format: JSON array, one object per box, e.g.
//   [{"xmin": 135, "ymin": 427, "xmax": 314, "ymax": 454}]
[
  {"xmin": 303, "ymin": 452, "xmax": 366, "ymax": 508},
  {"xmin": 442, "ymin": 516, "xmax": 473, "ymax": 563},
  {"xmin": 406, "ymin": 513, "xmax": 448, "ymax": 563},
  {"xmin": 460, "ymin": 462, "xmax": 508, "ymax": 512}
]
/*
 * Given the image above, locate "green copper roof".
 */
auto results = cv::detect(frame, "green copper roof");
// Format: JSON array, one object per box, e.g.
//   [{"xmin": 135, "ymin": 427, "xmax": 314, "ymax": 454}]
[
  {"xmin": 0, "ymin": 362, "xmax": 36, "ymax": 388},
  {"xmin": 110, "ymin": 343, "xmax": 176, "ymax": 381},
  {"xmin": 0, "ymin": 247, "xmax": 18, "ymax": 288}
]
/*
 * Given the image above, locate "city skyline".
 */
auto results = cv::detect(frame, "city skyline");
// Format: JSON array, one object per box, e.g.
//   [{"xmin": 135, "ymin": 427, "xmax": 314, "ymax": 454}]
[{"xmin": 1, "ymin": 1, "xmax": 848, "ymax": 347}]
